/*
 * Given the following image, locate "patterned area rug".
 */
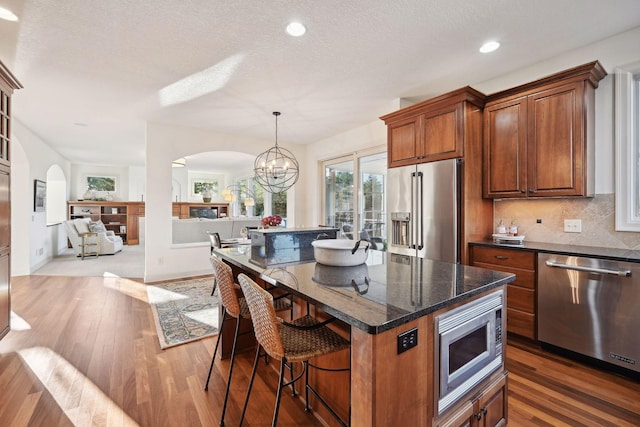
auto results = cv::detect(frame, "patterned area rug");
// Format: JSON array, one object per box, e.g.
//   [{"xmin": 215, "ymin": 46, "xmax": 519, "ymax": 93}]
[{"xmin": 147, "ymin": 277, "xmax": 219, "ymax": 349}]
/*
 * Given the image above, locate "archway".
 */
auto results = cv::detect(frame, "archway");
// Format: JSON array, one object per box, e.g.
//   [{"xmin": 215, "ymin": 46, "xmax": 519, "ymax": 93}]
[{"xmin": 46, "ymin": 164, "xmax": 67, "ymax": 226}]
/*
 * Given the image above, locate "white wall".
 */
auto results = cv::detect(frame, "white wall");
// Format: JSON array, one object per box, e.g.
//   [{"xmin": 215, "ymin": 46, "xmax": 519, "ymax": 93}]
[
  {"xmin": 129, "ymin": 166, "xmax": 145, "ymax": 202},
  {"xmin": 143, "ymin": 122, "xmax": 307, "ymax": 282},
  {"xmin": 11, "ymin": 120, "xmax": 71, "ymax": 275},
  {"xmin": 70, "ymin": 164, "xmax": 130, "ymax": 201}
]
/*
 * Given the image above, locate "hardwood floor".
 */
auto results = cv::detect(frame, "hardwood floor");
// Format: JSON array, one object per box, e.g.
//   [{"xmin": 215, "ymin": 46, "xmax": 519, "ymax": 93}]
[{"xmin": 0, "ymin": 275, "xmax": 638, "ymax": 426}]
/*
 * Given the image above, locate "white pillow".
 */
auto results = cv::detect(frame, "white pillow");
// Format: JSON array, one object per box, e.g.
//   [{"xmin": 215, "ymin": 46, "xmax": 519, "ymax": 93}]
[
  {"xmin": 89, "ymin": 220, "xmax": 107, "ymax": 233},
  {"xmin": 74, "ymin": 218, "xmax": 91, "ymax": 234}
]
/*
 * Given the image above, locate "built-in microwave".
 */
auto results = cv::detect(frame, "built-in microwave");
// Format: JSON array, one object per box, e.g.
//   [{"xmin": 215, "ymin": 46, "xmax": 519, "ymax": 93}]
[{"xmin": 434, "ymin": 290, "xmax": 504, "ymax": 415}]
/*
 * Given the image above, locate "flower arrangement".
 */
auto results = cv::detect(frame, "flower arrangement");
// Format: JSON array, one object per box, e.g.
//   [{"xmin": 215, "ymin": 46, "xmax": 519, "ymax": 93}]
[{"xmin": 261, "ymin": 215, "xmax": 282, "ymax": 227}]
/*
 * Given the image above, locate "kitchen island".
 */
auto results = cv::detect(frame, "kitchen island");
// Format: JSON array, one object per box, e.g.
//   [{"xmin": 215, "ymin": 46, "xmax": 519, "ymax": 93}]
[{"xmin": 214, "ymin": 247, "xmax": 515, "ymax": 426}]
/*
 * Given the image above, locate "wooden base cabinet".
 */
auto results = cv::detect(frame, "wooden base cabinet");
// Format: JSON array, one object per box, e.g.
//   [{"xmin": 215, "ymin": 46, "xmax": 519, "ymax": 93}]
[
  {"xmin": 470, "ymin": 245, "xmax": 537, "ymax": 339},
  {"xmin": 436, "ymin": 372, "xmax": 508, "ymax": 427},
  {"xmin": 172, "ymin": 202, "xmax": 229, "ymax": 219}
]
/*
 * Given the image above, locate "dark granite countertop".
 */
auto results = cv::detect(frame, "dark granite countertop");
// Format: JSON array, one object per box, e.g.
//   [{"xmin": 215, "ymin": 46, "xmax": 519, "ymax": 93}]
[
  {"xmin": 470, "ymin": 240, "xmax": 640, "ymax": 263},
  {"xmin": 214, "ymin": 248, "xmax": 515, "ymax": 334}
]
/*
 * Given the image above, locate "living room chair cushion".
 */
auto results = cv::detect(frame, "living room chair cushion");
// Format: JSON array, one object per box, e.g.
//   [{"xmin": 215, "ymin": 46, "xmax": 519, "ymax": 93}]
[{"xmin": 74, "ymin": 218, "xmax": 91, "ymax": 234}]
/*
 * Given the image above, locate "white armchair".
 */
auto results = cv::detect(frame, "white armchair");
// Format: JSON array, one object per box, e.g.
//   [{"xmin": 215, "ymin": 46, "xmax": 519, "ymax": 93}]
[{"xmin": 64, "ymin": 218, "xmax": 123, "ymax": 256}]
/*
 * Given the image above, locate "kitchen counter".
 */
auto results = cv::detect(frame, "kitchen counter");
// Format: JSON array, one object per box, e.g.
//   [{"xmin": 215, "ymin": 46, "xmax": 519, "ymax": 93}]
[
  {"xmin": 470, "ymin": 239, "xmax": 640, "ymax": 263},
  {"xmin": 214, "ymin": 247, "xmax": 515, "ymax": 333},
  {"xmin": 214, "ymin": 247, "xmax": 514, "ymax": 426}
]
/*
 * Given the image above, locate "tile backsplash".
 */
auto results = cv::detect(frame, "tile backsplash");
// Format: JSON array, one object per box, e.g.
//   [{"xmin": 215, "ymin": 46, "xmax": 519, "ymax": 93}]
[{"xmin": 494, "ymin": 194, "xmax": 640, "ymax": 250}]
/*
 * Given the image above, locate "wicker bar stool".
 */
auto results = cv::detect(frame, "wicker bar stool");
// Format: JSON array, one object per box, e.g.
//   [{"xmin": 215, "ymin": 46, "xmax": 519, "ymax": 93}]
[
  {"xmin": 204, "ymin": 256, "xmax": 292, "ymax": 427},
  {"xmin": 237, "ymin": 273, "xmax": 351, "ymax": 427}
]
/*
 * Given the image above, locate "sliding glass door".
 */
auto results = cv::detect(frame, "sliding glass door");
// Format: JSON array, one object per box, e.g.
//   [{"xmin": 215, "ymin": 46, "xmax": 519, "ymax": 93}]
[{"xmin": 322, "ymin": 150, "xmax": 386, "ymax": 253}]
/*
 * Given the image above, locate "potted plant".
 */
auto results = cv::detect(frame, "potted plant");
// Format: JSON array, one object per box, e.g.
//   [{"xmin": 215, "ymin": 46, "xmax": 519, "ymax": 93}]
[{"xmin": 200, "ymin": 182, "xmax": 214, "ymax": 203}]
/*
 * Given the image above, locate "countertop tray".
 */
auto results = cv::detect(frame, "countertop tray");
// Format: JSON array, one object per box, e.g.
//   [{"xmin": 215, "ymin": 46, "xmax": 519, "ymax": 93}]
[{"xmin": 492, "ymin": 234, "xmax": 525, "ymax": 245}]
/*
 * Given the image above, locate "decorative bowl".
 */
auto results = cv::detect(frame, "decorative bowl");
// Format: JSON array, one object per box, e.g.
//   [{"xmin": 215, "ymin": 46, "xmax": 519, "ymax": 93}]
[{"xmin": 311, "ymin": 239, "xmax": 370, "ymax": 266}]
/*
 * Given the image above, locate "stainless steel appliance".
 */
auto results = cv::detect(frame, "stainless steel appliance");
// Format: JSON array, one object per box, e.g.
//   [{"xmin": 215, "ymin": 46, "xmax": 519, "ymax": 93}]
[
  {"xmin": 387, "ymin": 159, "xmax": 461, "ymax": 262},
  {"xmin": 538, "ymin": 253, "xmax": 640, "ymax": 374},
  {"xmin": 434, "ymin": 290, "xmax": 504, "ymax": 415}
]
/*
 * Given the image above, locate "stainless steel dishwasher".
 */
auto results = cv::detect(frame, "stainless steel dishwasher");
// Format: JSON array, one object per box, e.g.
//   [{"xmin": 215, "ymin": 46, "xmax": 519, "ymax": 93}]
[{"xmin": 538, "ymin": 253, "xmax": 640, "ymax": 374}]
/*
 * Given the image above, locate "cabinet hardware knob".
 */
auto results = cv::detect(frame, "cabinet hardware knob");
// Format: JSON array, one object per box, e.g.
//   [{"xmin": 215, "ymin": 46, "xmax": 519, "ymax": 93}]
[
  {"xmin": 495, "ymin": 255, "xmax": 508, "ymax": 260},
  {"xmin": 520, "ymin": 189, "xmax": 526, "ymax": 193},
  {"xmin": 476, "ymin": 412, "xmax": 483, "ymax": 420},
  {"xmin": 529, "ymin": 188, "xmax": 535, "ymax": 193},
  {"xmin": 482, "ymin": 407, "xmax": 488, "ymax": 415}
]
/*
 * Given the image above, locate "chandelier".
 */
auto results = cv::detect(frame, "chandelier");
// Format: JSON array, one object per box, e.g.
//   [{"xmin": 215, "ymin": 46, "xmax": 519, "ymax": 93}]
[{"xmin": 254, "ymin": 112, "xmax": 299, "ymax": 194}]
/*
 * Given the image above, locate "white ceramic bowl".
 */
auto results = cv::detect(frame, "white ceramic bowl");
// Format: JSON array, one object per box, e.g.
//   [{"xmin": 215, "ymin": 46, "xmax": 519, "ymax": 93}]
[{"xmin": 311, "ymin": 239, "xmax": 370, "ymax": 266}]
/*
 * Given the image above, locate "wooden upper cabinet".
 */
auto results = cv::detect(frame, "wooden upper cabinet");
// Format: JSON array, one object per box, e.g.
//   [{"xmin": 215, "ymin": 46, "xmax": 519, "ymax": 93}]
[
  {"xmin": 422, "ymin": 103, "xmax": 463, "ymax": 160},
  {"xmin": 382, "ymin": 87, "xmax": 485, "ymax": 168},
  {"xmin": 387, "ymin": 115, "xmax": 421, "ymax": 167},
  {"xmin": 483, "ymin": 61, "xmax": 606, "ymax": 199},
  {"xmin": 483, "ymin": 97, "xmax": 527, "ymax": 197},
  {"xmin": 527, "ymin": 83, "xmax": 584, "ymax": 196},
  {"xmin": 0, "ymin": 61, "xmax": 22, "ymax": 166}
]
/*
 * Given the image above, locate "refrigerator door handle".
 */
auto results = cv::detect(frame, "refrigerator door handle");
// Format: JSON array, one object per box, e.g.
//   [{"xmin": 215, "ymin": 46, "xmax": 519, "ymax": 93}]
[
  {"xmin": 410, "ymin": 171, "xmax": 416, "ymax": 249},
  {"xmin": 416, "ymin": 171, "xmax": 424, "ymax": 250}
]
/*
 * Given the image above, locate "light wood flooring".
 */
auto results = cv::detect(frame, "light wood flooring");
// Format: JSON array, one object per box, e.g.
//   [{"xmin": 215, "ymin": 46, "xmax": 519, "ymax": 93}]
[{"xmin": 0, "ymin": 275, "xmax": 638, "ymax": 426}]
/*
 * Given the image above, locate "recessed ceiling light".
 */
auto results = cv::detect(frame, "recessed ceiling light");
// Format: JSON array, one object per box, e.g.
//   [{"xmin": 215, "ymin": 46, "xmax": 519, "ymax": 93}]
[
  {"xmin": 286, "ymin": 22, "xmax": 306, "ymax": 37},
  {"xmin": 479, "ymin": 41, "xmax": 500, "ymax": 53},
  {"xmin": 0, "ymin": 7, "xmax": 18, "ymax": 22}
]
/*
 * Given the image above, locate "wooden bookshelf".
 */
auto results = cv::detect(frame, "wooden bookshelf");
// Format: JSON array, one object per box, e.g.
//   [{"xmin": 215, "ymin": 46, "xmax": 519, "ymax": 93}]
[{"xmin": 68, "ymin": 201, "xmax": 144, "ymax": 245}]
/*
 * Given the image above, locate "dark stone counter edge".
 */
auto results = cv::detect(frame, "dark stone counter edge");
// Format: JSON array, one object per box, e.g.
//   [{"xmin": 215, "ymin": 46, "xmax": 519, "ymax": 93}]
[
  {"xmin": 359, "ymin": 275, "xmax": 514, "ymax": 334},
  {"xmin": 219, "ymin": 252, "xmax": 515, "ymax": 335},
  {"xmin": 469, "ymin": 240, "xmax": 640, "ymax": 263}
]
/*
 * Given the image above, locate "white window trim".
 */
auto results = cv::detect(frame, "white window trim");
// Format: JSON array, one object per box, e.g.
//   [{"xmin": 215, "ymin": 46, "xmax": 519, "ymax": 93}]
[
  {"xmin": 320, "ymin": 146, "xmax": 386, "ymax": 239},
  {"xmin": 615, "ymin": 62, "xmax": 640, "ymax": 231}
]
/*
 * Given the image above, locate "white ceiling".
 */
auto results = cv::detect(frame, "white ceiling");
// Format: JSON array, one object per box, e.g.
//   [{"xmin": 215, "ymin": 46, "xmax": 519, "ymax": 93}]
[{"xmin": 1, "ymin": 1, "xmax": 640, "ymax": 167}]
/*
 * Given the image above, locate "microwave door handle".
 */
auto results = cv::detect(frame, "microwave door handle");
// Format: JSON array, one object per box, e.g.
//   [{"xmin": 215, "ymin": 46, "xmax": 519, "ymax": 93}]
[
  {"xmin": 545, "ymin": 260, "xmax": 632, "ymax": 277},
  {"xmin": 417, "ymin": 171, "xmax": 424, "ymax": 251}
]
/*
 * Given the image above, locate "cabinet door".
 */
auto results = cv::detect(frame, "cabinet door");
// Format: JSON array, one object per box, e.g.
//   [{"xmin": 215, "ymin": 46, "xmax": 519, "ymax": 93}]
[
  {"xmin": 477, "ymin": 373, "xmax": 507, "ymax": 427},
  {"xmin": 527, "ymin": 82, "xmax": 584, "ymax": 197},
  {"xmin": 388, "ymin": 115, "xmax": 421, "ymax": 167},
  {"xmin": 435, "ymin": 400, "xmax": 474, "ymax": 427},
  {"xmin": 483, "ymin": 97, "xmax": 528, "ymax": 198},
  {"xmin": 421, "ymin": 103, "xmax": 463, "ymax": 162}
]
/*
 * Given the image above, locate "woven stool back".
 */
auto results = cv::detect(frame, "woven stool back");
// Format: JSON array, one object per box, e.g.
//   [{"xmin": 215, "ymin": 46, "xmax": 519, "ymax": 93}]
[
  {"xmin": 238, "ymin": 274, "xmax": 285, "ymax": 359},
  {"xmin": 210, "ymin": 257, "xmax": 241, "ymax": 318}
]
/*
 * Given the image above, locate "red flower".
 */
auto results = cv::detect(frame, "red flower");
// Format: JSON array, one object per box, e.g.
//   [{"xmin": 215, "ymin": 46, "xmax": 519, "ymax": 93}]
[{"xmin": 261, "ymin": 215, "xmax": 282, "ymax": 227}]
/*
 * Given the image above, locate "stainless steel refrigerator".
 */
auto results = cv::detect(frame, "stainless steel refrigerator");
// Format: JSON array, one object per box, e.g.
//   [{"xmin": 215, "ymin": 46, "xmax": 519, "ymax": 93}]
[{"xmin": 387, "ymin": 159, "xmax": 461, "ymax": 262}]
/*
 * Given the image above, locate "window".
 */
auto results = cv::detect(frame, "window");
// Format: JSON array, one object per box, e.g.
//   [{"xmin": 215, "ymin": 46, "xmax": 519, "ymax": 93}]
[
  {"xmin": 322, "ymin": 149, "xmax": 386, "ymax": 251},
  {"xmin": 615, "ymin": 62, "xmax": 640, "ymax": 231},
  {"xmin": 324, "ymin": 158, "xmax": 354, "ymax": 235}
]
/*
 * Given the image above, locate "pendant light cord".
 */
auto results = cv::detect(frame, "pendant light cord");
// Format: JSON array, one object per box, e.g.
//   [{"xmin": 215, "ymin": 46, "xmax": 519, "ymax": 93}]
[{"xmin": 273, "ymin": 111, "xmax": 280, "ymax": 148}]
